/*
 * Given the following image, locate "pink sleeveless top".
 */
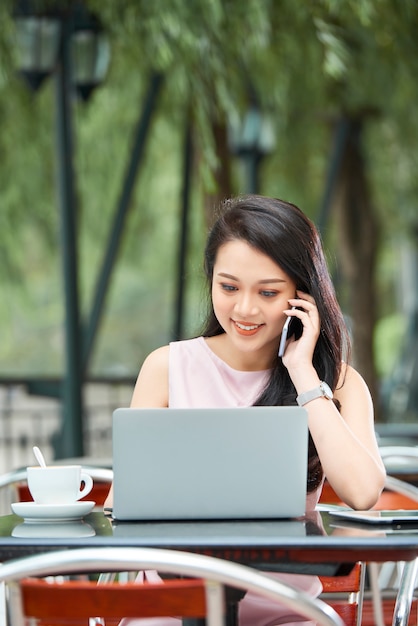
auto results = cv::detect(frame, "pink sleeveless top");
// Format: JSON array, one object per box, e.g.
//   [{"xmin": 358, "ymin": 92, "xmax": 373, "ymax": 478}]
[
  {"xmin": 119, "ymin": 337, "xmax": 324, "ymax": 625},
  {"xmin": 168, "ymin": 337, "xmax": 322, "ymax": 511}
]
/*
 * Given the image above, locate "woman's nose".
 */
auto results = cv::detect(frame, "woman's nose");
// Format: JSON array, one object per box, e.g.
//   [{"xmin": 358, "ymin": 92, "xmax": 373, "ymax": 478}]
[{"xmin": 234, "ymin": 293, "xmax": 259, "ymax": 317}]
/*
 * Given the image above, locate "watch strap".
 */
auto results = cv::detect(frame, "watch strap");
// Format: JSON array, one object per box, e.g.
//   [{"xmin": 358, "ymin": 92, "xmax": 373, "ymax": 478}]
[{"xmin": 296, "ymin": 382, "xmax": 333, "ymax": 407}]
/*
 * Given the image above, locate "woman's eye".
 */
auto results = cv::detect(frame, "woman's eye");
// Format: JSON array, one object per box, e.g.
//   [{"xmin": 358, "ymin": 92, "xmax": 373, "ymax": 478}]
[
  {"xmin": 221, "ymin": 283, "xmax": 238, "ymax": 292},
  {"xmin": 260, "ymin": 290, "xmax": 278, "ymax": 298}
]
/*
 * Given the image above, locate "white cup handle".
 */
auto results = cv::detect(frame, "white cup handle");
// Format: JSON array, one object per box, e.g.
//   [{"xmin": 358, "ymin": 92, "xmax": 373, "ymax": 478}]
[{"xmin": 78, "ymin": 472, "xmax": 93, "ymax": 500}]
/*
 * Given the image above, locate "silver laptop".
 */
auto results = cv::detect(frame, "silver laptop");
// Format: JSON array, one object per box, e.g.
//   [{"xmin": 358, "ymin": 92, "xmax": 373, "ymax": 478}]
[{"xmin": 112, "ymin": 406, "xmax": 308, "ymax": 521}]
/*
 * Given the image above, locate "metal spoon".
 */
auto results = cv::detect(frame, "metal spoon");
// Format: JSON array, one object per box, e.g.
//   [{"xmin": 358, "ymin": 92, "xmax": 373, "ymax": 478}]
[{"xmin": 33, "ymin": 446, "xmax": 47, "ymax": 468}]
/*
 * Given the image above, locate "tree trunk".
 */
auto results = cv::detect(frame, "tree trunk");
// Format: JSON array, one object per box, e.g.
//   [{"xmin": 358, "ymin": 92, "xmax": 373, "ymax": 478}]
[
  {"xmin": 332, "ymin": 115, "xmax": 381, "ymax": 420},
  {"xmin": 202, "ymin": 121, "xmax": 233, "ymax": 229}
]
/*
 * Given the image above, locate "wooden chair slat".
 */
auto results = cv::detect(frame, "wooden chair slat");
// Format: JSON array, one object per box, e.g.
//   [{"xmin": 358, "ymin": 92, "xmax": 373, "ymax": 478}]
[
  {"xmin": 320, "ymin": 562, "xmax": 362, "ymax": 593},
  {"xmin": 22, "ymin": 578, "xmax": 208, "ymax": 621}
]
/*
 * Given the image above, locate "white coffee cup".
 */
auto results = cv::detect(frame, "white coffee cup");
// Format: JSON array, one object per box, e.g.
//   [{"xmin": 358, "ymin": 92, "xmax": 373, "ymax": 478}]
[{"xmin": 27, "ymin": 465, "xmax": 93, "ymax": 505}]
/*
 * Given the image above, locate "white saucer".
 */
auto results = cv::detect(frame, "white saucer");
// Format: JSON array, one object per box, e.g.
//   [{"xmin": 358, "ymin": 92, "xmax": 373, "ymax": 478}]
[
  {"xmin": 12, "ymin": 521, "xmax": 96, "ymax": 538},
  {"xmin": 11, "ymin": 501, "xmax": 95, "ymax": 523}
]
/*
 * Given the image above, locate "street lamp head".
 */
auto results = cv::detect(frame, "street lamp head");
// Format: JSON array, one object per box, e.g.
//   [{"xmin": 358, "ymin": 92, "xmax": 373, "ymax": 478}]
[
  {"xmin": 12, "ymin": 1, "xmax": 110, "ymax": 99},
  {"xmin": 71, "ymin": 29, "xmax": 110, "ymax": 102},
  {"xmin": 228, "ymin": 105, "xmax": 276, "ymax": 158},
  {"xmin": 13, "ymin": 14, "xmax": 61, "ymax": 91},
  {"xmin": 71, "ymin": 4, "xmax": 110, "ymax": 102}
]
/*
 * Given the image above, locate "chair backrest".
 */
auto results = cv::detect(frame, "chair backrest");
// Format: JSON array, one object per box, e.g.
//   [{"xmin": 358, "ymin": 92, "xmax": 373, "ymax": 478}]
[
  {"xmin": 379, "ymin": 475, "xmax": 418, "ymax": 509},
  {"xmin": 319, "ymin": 562, "xmax": 365, "ymax": 626},
  {"xmin": 378, "ymin": 446, "xmax": 418, "ymax": 464},
  {"xmin": 0, "ymin": 547, "xmax": 344, "ymax": 626},
  {"xmin": 319, "ymin": 463, "xmax": 418, "ymax": 626},
  {"xmin": 19, "ymin": 577, "xmax": 209, "ymax": 626}
]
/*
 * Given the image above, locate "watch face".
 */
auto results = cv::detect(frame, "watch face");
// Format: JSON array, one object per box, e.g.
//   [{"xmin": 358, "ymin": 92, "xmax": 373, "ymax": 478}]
[{"xmin": 320, "ymin": 382, "xmax": 333, "ymax": 400}]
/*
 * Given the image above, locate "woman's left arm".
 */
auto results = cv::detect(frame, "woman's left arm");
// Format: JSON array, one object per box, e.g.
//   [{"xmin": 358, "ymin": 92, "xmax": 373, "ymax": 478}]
[
  {"xmin": 283, "ymin": 293, "xmax": 386, "ymax": 510},
  {"xmin": 298, "ymin": 364, "xmax": 386, "ymax": 510}
]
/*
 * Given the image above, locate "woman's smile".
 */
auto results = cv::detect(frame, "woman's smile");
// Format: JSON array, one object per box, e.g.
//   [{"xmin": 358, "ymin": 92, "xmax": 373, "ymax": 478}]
[{"xmin": 233, "ymin": 320, "xmax": 264, "ymax": 336}]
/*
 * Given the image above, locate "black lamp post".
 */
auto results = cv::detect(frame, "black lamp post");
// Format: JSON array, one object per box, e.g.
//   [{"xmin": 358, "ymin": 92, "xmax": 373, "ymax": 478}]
[
  {"xmin": 229, "ymin": 102, "xmax": 276, "ymax": 194},
  {"xmin": 12, "ymin": 1, "xmax": 110, "ymax": 459}
]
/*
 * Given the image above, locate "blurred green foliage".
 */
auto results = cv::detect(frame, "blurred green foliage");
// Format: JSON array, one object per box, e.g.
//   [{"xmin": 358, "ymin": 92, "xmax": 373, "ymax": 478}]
[{"xmin": 0, "ymin": 0, "xmax": 417, "ymax": 382}]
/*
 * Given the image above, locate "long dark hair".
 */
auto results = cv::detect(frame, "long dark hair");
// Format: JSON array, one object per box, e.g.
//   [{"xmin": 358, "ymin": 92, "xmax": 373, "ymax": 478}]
[{"xmin": 201, "ymin": 195, "xmax": 351, "ymax": 492}]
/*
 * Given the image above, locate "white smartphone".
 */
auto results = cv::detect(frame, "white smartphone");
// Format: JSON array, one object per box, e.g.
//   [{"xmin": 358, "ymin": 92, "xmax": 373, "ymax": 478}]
[{"xmin": 278, "ymin": 307, "xmax": 296, "ymax": 358}]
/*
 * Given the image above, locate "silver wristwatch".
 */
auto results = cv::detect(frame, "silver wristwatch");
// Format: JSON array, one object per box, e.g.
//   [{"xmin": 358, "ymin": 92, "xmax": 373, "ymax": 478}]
[{"xmin": 296, "ymin": 381, "xmax": 333, "ymax": 407}]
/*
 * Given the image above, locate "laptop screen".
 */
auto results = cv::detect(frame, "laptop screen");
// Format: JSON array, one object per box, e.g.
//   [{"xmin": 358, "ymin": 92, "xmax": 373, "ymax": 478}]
[{"xmin": 112, "ymin": 406, "xmax": 308, "ymax": 521}]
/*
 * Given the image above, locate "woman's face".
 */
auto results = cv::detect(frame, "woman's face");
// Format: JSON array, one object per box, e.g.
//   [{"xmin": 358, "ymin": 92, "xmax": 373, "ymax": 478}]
[{"xmin": 212, "ymin": 240, "xmax": 296, "ymax": 360}]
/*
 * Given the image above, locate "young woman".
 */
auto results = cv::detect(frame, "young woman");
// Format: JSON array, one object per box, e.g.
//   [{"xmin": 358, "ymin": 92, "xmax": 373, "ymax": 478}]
[{"xmin": 109, "ymin": 194, "xmax": 385, "ymax": 626}]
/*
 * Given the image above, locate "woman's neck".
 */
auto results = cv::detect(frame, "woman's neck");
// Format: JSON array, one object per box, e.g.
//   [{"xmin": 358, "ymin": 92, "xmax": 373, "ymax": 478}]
[{"xmin": 204, "ymin": 334, "xmax": 275, "ymax": 372}]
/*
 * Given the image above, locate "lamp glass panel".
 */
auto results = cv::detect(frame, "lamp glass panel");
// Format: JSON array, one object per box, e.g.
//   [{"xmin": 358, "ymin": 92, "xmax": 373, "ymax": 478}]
[
  {"xmin": 258, "ymin": 115, "xmax": 276, "ymax": 153},
  {"xmin": 95, "ymin": 39, "xmax": 111, "ymax": 82},
  {"xmin": 14, "ymin": 17, "xmax": 60, "ymax": 72},
  {"xmin": 240, "ymin": 108, "xmax": 262, "ymax": 150},
  {"xmin": 71, "ymin": 31, "xmax": 110, "ymax": 85}
]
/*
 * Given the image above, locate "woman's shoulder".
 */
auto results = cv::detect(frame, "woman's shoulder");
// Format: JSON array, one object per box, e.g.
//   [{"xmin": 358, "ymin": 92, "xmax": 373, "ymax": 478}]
[
  {"xmin": 142, "ymin": 344, "xmax": 170, "ymax": 370},
  {"xmin": 338, "ymin": 362, "xmax": 369, "ymax": 386},
  {"xmin": 144, "ymin": 338, "xmax": 203, "ymax": 370},
  {"xmin": 335, "ymin": 362, "xmax": 373, "ymax": 402},
  {"xmin": 130, "ymin": 346, "xmax": 170, "ymax": 407},
  {"xmin": 169, "ymin": 337, "xmax": 205, "ymax": 359},
  {"xmin": 169, "ymin": 337, "xmax": 203, "ymax": 349}
]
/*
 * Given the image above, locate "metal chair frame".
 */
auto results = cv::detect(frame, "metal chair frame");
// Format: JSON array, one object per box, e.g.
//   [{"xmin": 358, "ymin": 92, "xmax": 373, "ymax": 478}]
[
  {"xmin": 321, "ymin": 446, "xmax": 418, "ymax": 626},
  {"xmin": 319, "ymin": 562, "xmax": 365, "ymax": 626},
  {"xmin": 369, "ymin": 466, "xmax": 418, "ymax": 626},
  {"xmin": 0, "ymin": 546, "xmax": 344, "ymax": 626}
]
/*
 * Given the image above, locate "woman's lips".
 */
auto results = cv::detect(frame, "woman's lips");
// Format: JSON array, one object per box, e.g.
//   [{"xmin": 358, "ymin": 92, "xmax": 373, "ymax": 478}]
[{"xmin": 233, "ymin": 321, "xmax": 263, "ymax": 336}]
